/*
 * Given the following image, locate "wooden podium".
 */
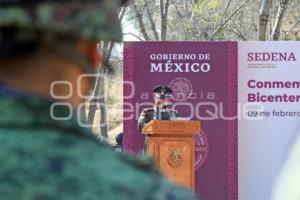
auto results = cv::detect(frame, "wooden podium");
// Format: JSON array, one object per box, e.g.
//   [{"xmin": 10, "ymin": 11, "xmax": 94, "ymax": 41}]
[{"xmin": 142, "ymin": 120, "xmax": 201, "ymax": 191}]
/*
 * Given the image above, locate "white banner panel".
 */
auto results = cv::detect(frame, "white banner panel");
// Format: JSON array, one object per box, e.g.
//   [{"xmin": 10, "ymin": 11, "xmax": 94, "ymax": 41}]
[{"xmin": 238, "ymin": 42, "xmax": 300, "ymax": 200}]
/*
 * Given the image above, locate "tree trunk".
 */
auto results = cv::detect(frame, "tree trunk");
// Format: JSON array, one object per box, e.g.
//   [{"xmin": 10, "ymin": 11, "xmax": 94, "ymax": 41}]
[
  {"xmin": 258, "ymin": 0, "xmax": 273, "ymax": 41},
  {"xmin": 160, "ymin": 0, "xmax": 170, "ymax": 41},
  {"xmin": 87, "ymin": 67, "xmax": 105, "ymax": 126},
  {"xmin": 208, "ymin": 0, "xmax": 250, "ymax": 40},
  {"xmin": 145, "ymin": 1, "xmax": 159, "ymax": 40},
  {"xmin": 80, "ymin": 103, "xmax": 87, "ymax": 124},
  {"xmin": 133, "ymin": 2, "xmax": 150, "ymax": 40},
  {"xmin": 99, "ymin": 79, "xmax": 108, "ymax": 139},
  {"xmin": 87, "ymin": 66, "xmax": 108, "ymax": 138},
  {"xmin": 87, "ymin": 41, "xmax": 111, "ymax": 138},
  {"xmin": 271, "ymin": 0, "xmax": 290, "ymax": 40}
]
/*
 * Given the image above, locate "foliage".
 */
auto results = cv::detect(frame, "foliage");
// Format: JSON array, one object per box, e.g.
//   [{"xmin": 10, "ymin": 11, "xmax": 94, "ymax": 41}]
[
  {"xmin": 127, "ymin": 0, "xmax": 300, "ymax": 41},
  {"xmin": 193, "ymin": 0, "xmax": 220, "ymax": 14}
]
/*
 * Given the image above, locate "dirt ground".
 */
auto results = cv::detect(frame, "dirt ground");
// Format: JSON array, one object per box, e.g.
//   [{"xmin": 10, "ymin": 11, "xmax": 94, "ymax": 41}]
[{"xmin": 92, "ymin": 107, "xmax": 123, "ymax": 145}]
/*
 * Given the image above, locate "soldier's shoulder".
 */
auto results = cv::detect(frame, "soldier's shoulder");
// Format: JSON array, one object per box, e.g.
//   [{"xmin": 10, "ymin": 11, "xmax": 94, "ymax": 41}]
[
  {"xmin": 140, "ymin": 108, "xmax": 154, "ymax": 117},
  {"xmin": 142, "ymin": 108, "xmax": 155, "ymax": 112}
]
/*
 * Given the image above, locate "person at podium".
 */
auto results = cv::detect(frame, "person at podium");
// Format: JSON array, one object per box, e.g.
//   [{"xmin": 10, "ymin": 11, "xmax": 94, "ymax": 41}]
[{"xmin": 138, "ymin": 85, "xmax": 179, "ymax": 132}]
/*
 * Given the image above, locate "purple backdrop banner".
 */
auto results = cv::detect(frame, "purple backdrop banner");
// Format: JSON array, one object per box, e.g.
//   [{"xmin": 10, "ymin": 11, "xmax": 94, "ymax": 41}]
[{"xmin": 123, "ymin": 42, "xmax": 237, "ymax": 200}]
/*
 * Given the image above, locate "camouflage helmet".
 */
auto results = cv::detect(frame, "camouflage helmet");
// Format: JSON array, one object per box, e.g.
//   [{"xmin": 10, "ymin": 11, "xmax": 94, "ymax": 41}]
[
  {"xmin": 0, "ymin": 0, "xmax": 128, "ymax": 43},
  {"xmin": 0, "ymin": 0, "xmax": 128, "ymax": 72}
]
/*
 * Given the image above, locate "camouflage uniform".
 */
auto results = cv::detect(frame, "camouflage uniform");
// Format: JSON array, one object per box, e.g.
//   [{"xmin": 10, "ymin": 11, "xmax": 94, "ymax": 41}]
[
  {"xmin": 0, "ymin": 1, "xmax": 196, "ymax": 200},
  {"xmin": 0, "ymin": 0, "xmax": 123, "ymax": 42},
  {"xmin": 0, "ymin": 90, "xmax": 195, "ymax": 200}
]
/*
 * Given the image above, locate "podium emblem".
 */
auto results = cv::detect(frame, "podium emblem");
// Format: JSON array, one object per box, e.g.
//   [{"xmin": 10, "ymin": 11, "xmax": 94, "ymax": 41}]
[{"xmin": 168, "ymin": 149, "xmax": 183, "ymax": 168}]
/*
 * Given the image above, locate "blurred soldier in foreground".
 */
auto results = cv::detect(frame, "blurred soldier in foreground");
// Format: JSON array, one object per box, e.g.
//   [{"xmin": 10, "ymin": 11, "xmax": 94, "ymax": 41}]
[{"xmin": 0, "ymin": 1, "xmax": 196, "ymax": 200}]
